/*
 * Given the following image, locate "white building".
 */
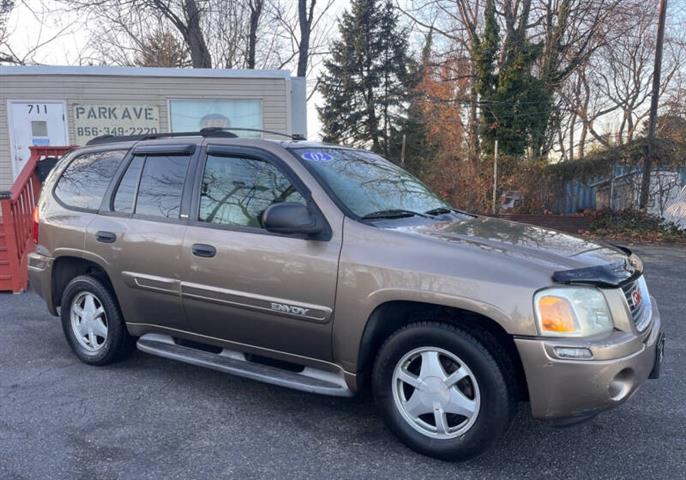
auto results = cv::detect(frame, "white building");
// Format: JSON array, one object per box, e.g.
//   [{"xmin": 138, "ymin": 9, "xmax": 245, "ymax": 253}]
[{"xmin": 0, "ymin": 65, "xmax": 307, "ymax": 190}]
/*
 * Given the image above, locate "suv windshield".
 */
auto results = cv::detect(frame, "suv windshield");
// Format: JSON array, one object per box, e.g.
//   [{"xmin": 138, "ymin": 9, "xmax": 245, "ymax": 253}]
[{"xmin": 292, "ymin": 147, "xmax": 451, "ymax": 219}]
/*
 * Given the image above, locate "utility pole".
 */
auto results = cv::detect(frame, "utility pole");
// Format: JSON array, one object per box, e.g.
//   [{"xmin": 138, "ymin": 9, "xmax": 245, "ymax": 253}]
[
  {"xmin": 492, "ymin": 140, "xmax": 499, "ymax": 215},
  {"xmin": 639, "ymin": 0, "xmax": 668, "ymax": 210}
]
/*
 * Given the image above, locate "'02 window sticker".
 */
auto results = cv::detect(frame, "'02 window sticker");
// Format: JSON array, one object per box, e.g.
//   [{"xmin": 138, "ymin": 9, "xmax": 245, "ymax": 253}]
[{"xmin": 301, "ymin": 151, "xmax": 334, "ymax": 162}]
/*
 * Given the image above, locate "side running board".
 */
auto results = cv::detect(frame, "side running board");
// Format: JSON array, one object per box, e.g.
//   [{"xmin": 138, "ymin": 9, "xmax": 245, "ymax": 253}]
[{"xmin": 136, "ymin": 333, "xmax": 353, "ymax": 397}]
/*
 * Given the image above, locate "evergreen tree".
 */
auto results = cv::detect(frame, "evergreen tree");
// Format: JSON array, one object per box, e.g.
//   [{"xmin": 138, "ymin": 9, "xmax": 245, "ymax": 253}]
[
  {"xmin": 134, "ymin": 30, "xmax": 190, "ymax": 68},
  {"xmin": 472, "ymin": 0, "xmax": 499, "ymax": 153},
  {"xmin": 317, "ymin": 0, "xmax": 412, "ymax": 158},
  {"xmin": 473, "ymin": 0, "xmax": 550, "ymax": 157}
]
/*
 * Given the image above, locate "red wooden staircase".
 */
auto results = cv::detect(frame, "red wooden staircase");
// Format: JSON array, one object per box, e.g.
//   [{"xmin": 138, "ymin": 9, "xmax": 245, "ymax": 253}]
[{"xmin": 0, "ymin": 146, "xmax": 75, "ymax": 293}]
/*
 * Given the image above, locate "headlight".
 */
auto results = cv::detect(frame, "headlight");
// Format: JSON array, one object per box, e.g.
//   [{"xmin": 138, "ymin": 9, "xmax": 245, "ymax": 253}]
[{"xmin": 534, "ymin": 287, "xmax": 614, "ymax": 337}]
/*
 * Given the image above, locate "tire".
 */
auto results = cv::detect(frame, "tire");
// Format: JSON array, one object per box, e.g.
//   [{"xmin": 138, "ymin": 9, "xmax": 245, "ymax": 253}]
[
  {"xmin": 372, "ymin": 322, "xmax": 516, "ymax": 461},
  {"xmin": 60, "ymin": 275, "xmax": 134, "ymax": 365}
]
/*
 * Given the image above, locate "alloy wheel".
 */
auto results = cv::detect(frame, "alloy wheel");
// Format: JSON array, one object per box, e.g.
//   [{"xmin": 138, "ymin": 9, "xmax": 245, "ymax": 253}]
[
  {"xmin": 391, "ymin": 347, "xmax": 481, "ymax": 439},
  {"xmin": 70, "ymin": 292, "xmax": 108, "ymax": 352}
]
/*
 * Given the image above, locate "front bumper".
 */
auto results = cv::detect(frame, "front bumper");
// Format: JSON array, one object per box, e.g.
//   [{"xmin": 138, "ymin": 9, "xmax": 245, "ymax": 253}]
[{"xmin": 516, "ymin": 297, "xmax": 663, "ymax": 420}]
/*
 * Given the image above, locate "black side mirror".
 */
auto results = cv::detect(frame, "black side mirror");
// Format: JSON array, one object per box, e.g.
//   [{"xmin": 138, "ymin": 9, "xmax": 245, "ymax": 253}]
[{"xmin": 262, "ymin": 202, "xmax": 323, "ymax": 237}]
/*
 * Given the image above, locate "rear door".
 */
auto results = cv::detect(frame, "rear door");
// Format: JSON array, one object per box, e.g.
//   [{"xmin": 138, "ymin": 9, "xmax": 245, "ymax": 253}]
[
  {"xmin": 86, "ymin": 143, "xmax": 197, "ymax": 331},
  {"xmin": 179, "ymin": 145, "xmax": 342, "ymax": 360}
]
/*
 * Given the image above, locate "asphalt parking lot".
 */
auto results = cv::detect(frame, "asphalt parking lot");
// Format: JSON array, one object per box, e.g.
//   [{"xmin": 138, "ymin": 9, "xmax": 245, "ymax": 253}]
[{"xmin": 1, "ymin": 245, "xmax": 684, "ymax": 480}]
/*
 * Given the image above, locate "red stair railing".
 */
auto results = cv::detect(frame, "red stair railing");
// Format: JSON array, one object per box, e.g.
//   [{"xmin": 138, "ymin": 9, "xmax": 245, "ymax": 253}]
[{"xmin": 0, "ymin": 146, "xmax": 75, "ymax": 293}]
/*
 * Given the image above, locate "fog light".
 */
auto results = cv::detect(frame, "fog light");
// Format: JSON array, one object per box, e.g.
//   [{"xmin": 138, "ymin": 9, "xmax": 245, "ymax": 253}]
[
  {"xmin": 609, "ymin": 369, "xmax": 634, "ymax": 401},
  {"xmin": 554, "ymin": 346, "xmax": 593, "ymax": 359}
]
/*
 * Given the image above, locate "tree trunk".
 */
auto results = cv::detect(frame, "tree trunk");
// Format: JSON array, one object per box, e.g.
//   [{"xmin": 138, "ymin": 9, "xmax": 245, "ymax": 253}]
[
  {"xmin": 578, "ymin": 121, "xmax": 587, "ymax": 158},
  {"xmin": 247, "ymin": 0, "xmax": 264, "ymax": 69},
  {"xmin": 569, "ymin": 113, "xmax": 575, "ymax": 161},
  {"xmin": 469, "ymin": 80, "xmax": 480, "ymax": 163},
  {"xmin": 640, "ymin": 0, "xmax": 668, "ymax": 209},
  {"xmin": 297, "ymin": 0, "xmax": 312, "ymax": 77},
  {"xmin": 183, "ymin": 0, "xmax": 212, "ymax": 68},
  {"xmin": 578, "ymin": 76, "xmax": 590, "ymax": 158}
]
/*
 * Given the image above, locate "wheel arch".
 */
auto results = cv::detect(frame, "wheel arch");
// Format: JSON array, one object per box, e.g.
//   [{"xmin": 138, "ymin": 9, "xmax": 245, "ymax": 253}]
[
  {"xmin": 356, "ymin": 300, "xmax": 529, "ymax": 400},
  {"xmin": 52, "ymin": 254, "xmax": 116, "ymax": 311}
]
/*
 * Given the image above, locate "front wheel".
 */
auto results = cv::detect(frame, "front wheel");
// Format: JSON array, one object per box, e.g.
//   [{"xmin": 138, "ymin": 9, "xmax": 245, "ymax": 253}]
[{"xmin": 372, "ymin": 322, "xmax": 516, "ymax": 460}]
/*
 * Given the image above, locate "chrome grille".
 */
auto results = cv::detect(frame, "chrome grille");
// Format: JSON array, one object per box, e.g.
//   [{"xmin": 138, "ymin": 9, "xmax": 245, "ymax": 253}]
[{"xmin": 621, "ymin": 277, "xmax": 651, "ymax": 332}]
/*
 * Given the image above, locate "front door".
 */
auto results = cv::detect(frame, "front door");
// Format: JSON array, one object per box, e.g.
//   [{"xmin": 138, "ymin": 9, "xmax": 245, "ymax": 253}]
[
  {"xmin": 8, "ymin": 101, "xmax": 68, "ymax": 179},
  {"xmin": 180, "ymin": 146, "xmax": 342, "ymax": 361}
]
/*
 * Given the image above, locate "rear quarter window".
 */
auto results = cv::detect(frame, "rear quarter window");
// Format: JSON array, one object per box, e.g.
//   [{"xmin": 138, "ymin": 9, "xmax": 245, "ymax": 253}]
[{"xmin": 54, "ymin": 150, "xmax": 127, "ymax": 210}]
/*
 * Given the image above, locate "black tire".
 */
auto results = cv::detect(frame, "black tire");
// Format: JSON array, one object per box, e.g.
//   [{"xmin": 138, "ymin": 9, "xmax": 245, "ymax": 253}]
[
  {"xmin": 372, "ymin": 322, "xmax": 516, "ymax": 461},
  {"xmin": 60, "ymin": 275, "xmax": 134, "ymax": 365}
]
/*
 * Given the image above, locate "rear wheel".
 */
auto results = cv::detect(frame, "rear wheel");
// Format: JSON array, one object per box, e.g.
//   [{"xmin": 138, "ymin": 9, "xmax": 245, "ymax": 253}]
[
  {"xmin": 372, "ymin": 322, "xmax": 516, "ymax": 460},
  {"xmin": 60, "ymin": 275, "xmax": 134, "ymax": 365}
]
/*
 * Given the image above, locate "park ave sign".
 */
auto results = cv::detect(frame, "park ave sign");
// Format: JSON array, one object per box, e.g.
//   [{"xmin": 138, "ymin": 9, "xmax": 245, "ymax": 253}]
[{"xmin": 72, "ymin": 103, "xmax": 160, "ymax": 145}]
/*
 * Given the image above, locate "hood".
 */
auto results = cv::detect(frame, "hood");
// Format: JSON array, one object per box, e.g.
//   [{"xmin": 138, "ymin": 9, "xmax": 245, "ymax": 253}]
[{"xmin": 388, "ymin": 216, "xmax": 639, "ymax": 286}]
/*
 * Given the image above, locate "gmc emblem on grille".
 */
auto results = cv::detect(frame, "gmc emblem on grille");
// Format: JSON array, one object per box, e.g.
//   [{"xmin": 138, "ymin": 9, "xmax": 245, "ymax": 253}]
[{"xmin": 631, "ymin": 289, "xmax": 642, "ymax": 308}]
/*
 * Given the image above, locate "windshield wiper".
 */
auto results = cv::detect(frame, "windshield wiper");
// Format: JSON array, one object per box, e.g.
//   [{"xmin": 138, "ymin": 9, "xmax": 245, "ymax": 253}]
[
  {"xmin": 425, "ymin": 207, "xmax": 453, "ymax": 216},
  {"xmin": 425, "ymin": 207, "xmax": 475, "ymax": 218},
  {"xmin": 361, "ymin": 209, "xmax": 430, "ymax": 220}
]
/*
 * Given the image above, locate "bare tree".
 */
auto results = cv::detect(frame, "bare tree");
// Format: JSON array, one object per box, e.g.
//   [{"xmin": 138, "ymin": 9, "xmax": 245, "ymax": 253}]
[
  {"xmin": 271, "ymin": 1, "xmax": 335, "ymax": 73},
  {"xmin": 401, "ymin": 0, "xmax": 622, "ymax": 160},
  {"xmin": 594, "ymin": 3, "xmax": 661, "ymax": 143},
  {"xmin": 63, "ymin": 0, "xmax": 262, "ymax": 68},
  {"xmin": 1, "ymin": 0, "xmax": 81, "ymax": 65},
  {"xmin": 0, "ymin": 0, "xmax": 15, "ymax": 63},
  {"xmin": 56, "ymin": 0, "xmax": 333, "ymax": 73},
  {"xmin": 246, "ymin": 0, "xmax": 263, "ymax": 69},
  {"xmin": 170, "ymin": 0, "xmax": 212, "ymax": 67},
  {"xmin": 58, "ymin": 1, "xmax": 211, "ymax": 67},
  {"xmin": 555, "ymin": 0, "xmax": 685, "ymax": 161}
]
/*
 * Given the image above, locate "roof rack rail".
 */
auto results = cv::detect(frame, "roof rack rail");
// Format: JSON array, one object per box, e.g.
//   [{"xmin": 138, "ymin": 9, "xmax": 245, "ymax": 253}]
[
  {"xmin": 86, "ymin": 127, "xmax": 306, "ymax": 146},
  {"xmin": 86, "ymin": 129, "xmax": 238, "ymax": 146},
  {"xmin": 203, "ymin": 127, "xmax": 306, "ymax": 141}
]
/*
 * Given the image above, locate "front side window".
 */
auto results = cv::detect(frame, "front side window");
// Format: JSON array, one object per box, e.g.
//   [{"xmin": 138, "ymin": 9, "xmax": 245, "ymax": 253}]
[
  {"xmin": 198, "ymin": 154, "xmax": 305, "ymax": 228},
  {"xmin": 291, "ymin": 148, "xmax": 449, "ymax": 218},
  {"xmin": 54, "ymin": 150, "xmax": 127, "ymax": 210},
  {"xmin": 112, "ymin": 154, "xmax": 190, "ymax": 219}
]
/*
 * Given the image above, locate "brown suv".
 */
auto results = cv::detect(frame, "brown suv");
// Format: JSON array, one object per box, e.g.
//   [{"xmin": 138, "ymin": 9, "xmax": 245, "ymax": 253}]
[{"xmin": 28, "ymin": 130, "xmax": 664, "ymax": 460}]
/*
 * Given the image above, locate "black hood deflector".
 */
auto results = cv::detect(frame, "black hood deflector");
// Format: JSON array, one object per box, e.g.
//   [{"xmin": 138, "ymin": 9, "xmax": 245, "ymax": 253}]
[{"xmin": 552, "ymin": 246, "xmax": 643, "ymax": 288}]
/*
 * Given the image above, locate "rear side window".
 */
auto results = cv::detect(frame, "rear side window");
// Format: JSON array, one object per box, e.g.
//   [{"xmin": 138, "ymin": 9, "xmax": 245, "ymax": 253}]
[
  {"xmin": 198, "ymin": 154, "xmax": 305, "ymax": 228},
  {"xmin": 113, "ymin": 156, "xmax": 144, "ymax": 214},
  {"xmin": 113, "ymin": 154, "xmax": 190, "ymax": 219},
  {"xmin": 54, "ymin": 150, "xmax": 126, "ymax": 210}
]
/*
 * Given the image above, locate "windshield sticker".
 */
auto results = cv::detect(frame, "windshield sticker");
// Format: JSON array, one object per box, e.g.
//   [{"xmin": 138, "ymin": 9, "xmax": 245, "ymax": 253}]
[{"xmin": 301, "ymin": 151, "xmax": 334, "ymax": 162}]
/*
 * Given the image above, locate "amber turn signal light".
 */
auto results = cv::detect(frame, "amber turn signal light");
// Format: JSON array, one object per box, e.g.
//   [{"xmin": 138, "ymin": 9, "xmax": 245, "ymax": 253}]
[{"xmin": 537, "ymin": 296, "xmax": 577, "ymax": 333}]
